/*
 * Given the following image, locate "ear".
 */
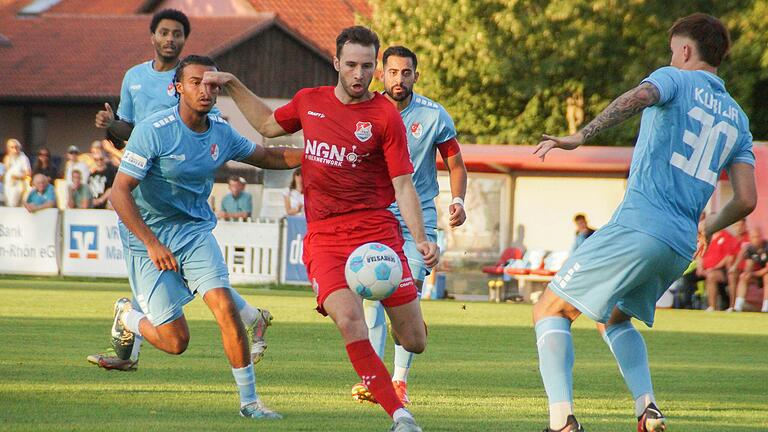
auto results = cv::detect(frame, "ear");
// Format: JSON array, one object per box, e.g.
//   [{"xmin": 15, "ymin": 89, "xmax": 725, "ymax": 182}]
[
  {"xmin": 414, "ymin": 70, "xmax": 420, "ymax": 83},
  {"xmin": 333, "ymin": 56, "xmax": 340, "ymax": 72},
  {"xmin": 175, "ymin": 81, "xmax": 183, "ymax": 96},
  {"xmin": 683, "ymin": 43, "xmax": 693, "ymax": 63}
]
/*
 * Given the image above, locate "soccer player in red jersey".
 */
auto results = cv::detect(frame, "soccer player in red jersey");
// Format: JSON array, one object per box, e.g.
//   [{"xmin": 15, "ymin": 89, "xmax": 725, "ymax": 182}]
[{"xmin": 203, "ymin": 26, "xmax": 437, "ymax": 431}]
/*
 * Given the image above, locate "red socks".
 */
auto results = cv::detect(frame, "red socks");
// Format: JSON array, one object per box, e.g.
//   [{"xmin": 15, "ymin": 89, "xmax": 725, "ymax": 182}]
[{"xmin": 346, "ymin": 339, "xmax": 403, "ymax": 416}]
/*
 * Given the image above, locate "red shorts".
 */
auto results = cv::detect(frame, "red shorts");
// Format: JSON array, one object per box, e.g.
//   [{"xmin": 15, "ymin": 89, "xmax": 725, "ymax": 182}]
[{"xmin": 303, "ymin": 209, "xmax": 417, "ymax": 316}]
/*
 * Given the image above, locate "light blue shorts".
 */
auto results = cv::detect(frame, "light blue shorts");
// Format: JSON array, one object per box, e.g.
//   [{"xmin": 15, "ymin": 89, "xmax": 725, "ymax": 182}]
[
  {"xmin": 401, "ymin": 225, "xmax": 437, "ymax": 283},
  {"xmin": 125, "ymin": 232, "xmax": 232, "ymax": 326},
  {"xmin": 548, "ymin": 223, "xmax": 689, "ymax": 327}
]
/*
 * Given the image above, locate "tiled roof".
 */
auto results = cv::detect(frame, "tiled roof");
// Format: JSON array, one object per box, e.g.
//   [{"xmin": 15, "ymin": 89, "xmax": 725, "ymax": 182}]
[
  {"xmin": 0, "ymin": 13, "xmax": 276, "ymax": 100},
  {"xmin": 248, "ymin": 0, "xmax": 371, "ymax": 57}
]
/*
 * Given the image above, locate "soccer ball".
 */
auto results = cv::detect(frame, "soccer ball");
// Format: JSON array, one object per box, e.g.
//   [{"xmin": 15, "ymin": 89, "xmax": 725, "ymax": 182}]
[{"xmin": 345, "ymin": 242, "xmax": 403, "ymax": 301}]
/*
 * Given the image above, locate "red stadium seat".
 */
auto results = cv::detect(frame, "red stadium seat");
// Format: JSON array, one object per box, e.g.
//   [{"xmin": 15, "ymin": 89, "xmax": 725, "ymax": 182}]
[{"xmin": 482, "ymin": 247, "xmax": 523, "ymax": 275}]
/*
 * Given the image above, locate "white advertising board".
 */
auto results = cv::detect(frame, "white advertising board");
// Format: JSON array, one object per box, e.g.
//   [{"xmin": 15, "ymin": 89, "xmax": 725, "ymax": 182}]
[
  {"xmin": 213, "ymin": 219, "xmax": 281, "ymax": 284},
  {"xmin": 61, "ymin": 209, "xmax": 127, "ymax": 277},
  {"xmin": 0, "ymin": 207, "xmax": 59, "ymax": 275}
]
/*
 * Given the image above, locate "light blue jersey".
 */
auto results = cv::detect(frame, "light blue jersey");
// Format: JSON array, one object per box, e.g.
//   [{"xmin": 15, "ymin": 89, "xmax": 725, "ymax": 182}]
[
  {"xmin": 118, "ymin": 106, "xmax": 255, "ymax": 256},
  {"xmin": 388, "ymin": 92, "xmax": 457, "ymax": 231},
  {"xmin": 116, "ymin": 60, "xmax": 219, "ymax": 124},
  {"xmin": 611, "ymin": 66, "xmax": 754, "ymax": 259}
]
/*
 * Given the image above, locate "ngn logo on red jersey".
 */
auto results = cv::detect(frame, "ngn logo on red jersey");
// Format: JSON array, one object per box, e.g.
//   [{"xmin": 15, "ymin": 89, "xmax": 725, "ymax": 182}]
[{"xmin": 305, "ymin": 140, "xmax": 368, "ymax": 168}]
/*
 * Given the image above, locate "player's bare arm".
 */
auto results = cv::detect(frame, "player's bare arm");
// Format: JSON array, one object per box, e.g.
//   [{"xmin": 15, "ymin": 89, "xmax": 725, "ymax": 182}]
[
  {"xmin": 703, "ymin": 163, "xmax": 757, "ymax": 240},
  {"xmin": 110, "ymin": 172, "xmax": 178, "ymax": 272},
  {"xmin": 202, "ymin": 71, "xmax": 288, "ymax": 138},
  {"xmin": 392, "ymin": 174, "xmax": 438, "ymax": 268},
  {"xmin": 94, "ymin": 103, "xmax": 135, "ymax": 142},
  {"xmin": 443, "ymin": 150, "xmax": 467, "ymax": 227},
  {"xmin": 534, "ymin": 82, "xmax": 660, "ymax": 161},
  {"xmin": 242, "ymin": 146, "xmax": 303, "ymax": 170}
]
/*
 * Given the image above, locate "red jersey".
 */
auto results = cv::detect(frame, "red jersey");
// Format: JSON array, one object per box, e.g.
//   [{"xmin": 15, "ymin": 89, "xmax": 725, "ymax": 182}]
[
  {"xmin": 274, "ymin": 87, "xmax": 413, "ymax": 222},
  {"xmin": 702, "ymin": 230, "xmax": 735, "ymax": 270}
]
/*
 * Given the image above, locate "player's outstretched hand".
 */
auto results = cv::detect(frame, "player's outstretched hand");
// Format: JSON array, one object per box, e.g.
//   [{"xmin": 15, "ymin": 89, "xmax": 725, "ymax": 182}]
[
  {"xmin": 202, "ymin": 71, "xmax": 234, "ymax": 88},
  {"xmin": 417, "ymin": 241, "xmax": 439, "ymax": 269},
  {"xmin": 694, "ymin": 221, "xmax": 712, "ymax": 259},
  {"xmin": 95, "ymin": 103, "xmax": 115, "ymax": 129},
  {"xmin": 448, "ymin": 203, "xmax": 466, "ymax": 227},
  {"xmin": 533, "ymin": 132, "xmax": 584, "ymax": 161},
  {"xmin": 147, "ymin": 241, "xmax": 178, "ymax": 272}
]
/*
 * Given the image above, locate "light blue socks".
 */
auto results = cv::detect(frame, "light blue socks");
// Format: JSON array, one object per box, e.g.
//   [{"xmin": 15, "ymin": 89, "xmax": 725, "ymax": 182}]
[
  {"xmin": 535, "ymin": 316, "xmax": 575, "ymax": 429},
  {"xmin": 232, "ymin": 363, "xmax": 258, "ymax": 407},
  {"xmin": 364, "ymin": 300, "xmax": 388, "ymax": 358},
  {"xmin": 604, "ymin": 321, "xmax": 654, "ymax": 416}
]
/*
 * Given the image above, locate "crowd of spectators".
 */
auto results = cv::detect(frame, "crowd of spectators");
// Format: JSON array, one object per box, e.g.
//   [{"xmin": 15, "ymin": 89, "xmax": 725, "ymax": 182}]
[{"xmin": 1, "ymin": 138, "xmax": 117, "ymax": 212}]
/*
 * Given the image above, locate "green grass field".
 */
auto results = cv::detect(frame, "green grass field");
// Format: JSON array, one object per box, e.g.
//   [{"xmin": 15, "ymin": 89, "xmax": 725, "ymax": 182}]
[{"xmin": 1, "ymin": 277, "xmax": 767, "ymax": 431}]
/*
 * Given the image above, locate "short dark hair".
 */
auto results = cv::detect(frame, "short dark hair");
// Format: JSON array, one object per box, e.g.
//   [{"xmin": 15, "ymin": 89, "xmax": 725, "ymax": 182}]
[
  {"xmin": 150, "ymin": 9, "xmax": 190, "ymax": 38},
  {"xmin": 668, "ymin": 13, "xmax": 730, "ymax": 67},
  {"xmin": 173, "ymin": 55, "xmax": 217, "ymax": 84},
  {"xmin": 335, "ymin": 26, "xmax": 380, "ymax": 58},
  {"xmin": 383, "ymin": 45, "xmax": 418, "ymax": 70},
  {"xmin": 573, "ymin": 213, "xmax": 587, "ymax": 222}
]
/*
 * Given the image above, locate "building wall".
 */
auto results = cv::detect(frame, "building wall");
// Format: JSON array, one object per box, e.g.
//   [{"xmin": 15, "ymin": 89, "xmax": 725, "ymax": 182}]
[
  {"xmin": 215, "ymin": 26, "xmax": 336, "ymax": 99},
  {"xmin": 512, "ymin": 174, "xmax": 627, "ymax": 253},
  {"xmin": 0, "ymin": 103, "xmax": 105, "ymax": 159}
]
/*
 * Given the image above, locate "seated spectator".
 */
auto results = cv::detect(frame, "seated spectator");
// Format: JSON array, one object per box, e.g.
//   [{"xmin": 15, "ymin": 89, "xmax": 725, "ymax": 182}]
[
  {"xmin": 217, "ymin": 176, "xmax": 252, "ymax": 220},
  {"xmin": 24, "ymin": 173, "xmax": 56, "ymax": 213},
  {"xmin": 569, "ymin": 213, "xmax": 595, "ymax": 253},
  {"xmin": 64, "ymin": 145, "xmax": 90, "ymax": 185},
  {"xmin": 283, "ymin": 169, "xmax": 304, "ymax": 216},
  {"xmin": 32, "ymin": 147, "xmax": 59, "ymax": 183},
  {"xmin": 67, "ymin": 170, "xmax": 92, "ymax": 209},
  {"xmin": 733, "ymin": 228, "xmax": 768, "ymax": 312},
  {"xmin": 88, "ymin": 150, "xmax": 117, "ymax": 209},
  {"xmin": 699, "ymin": 227, "xmax": 735, "ymax": 311},
  {"xmin": 82, "ymin": 140, "xmax": 105, "ymax": 170},
  {"xmin": 726, "ymin": 219, "xmax": 749, "ymax": 311},
  {"xmin": 3, "ymin": 138, "xmax": 32, "ymax": 207}
]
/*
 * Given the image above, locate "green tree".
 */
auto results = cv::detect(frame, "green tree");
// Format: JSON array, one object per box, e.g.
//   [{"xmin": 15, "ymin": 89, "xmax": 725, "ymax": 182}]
[{"xmin": 367, "ymin": 0, "xmax": 758, "ymax": 145}]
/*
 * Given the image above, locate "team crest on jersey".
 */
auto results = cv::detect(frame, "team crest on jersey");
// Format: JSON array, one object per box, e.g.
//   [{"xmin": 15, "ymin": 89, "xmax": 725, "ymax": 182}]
[
  {"xmin": 354, "ymin": 121, "xmax": 373, "ymax": 142},
  {"xmin": 410, "ymin": 122, "xmax": 423, "ymax": 139},
  {"xmin": 210, "ymin": 143, "xmax": 219, "ymax": 161},
  {"xmin": 166, "ymin": 82, "xmax": 176, "ymax": 96}
]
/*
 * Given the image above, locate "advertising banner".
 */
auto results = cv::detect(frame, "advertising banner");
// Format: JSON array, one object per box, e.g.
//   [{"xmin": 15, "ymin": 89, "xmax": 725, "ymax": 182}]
[
  {"xmin": 0, "ymin": 208, "xmax": 59, "ymax": 275},
  {"xmin": 282, "ymin": 215, "xmax": 308, "ymax": 284},
  {"xmin": 61, "ymin": 209, "xmax": 127, "ymax": 277}
]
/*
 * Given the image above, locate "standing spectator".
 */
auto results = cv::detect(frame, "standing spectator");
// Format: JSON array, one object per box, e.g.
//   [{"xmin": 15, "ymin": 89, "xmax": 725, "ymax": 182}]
[
  {"xmin": 68, "ymin": 169, "xmax": 92, "ymax": 209},
  {"xmin": 733, "ymin": 228, "xmax": 768, "ymax": 312},
  {"xmin": 726, "ymin": 219, "xmax": 749, "ymax": 311},
  {"xmin": 24, "ymin": 173, "xmax": 56, "ymax": 213},
  {"xmin": 283, "ymin": 168, "xmax": 304, "ymax": 216},
  {"xmin": 217, "ymin": 176, "xmax": 252, "ymax": 220},
  {"xmin": 82, "ymin": 140, "xmax": 106, "ymax": 171},
  {"xmin": 64, "ymin": 145, "xmax": 90, "ymax": 185},
  {"xmin": 570, "ymin": 213, "xmax": 595, "ymax": 253},
  {"xmin": 3, "ymin": 138, "xmax": 32, "ymax": 207},
  {"xmin": 698, "ymin": 228, "xmax": 735, "ymax": 311},
  {"xmin": 88, "ymin": 151, "xmax": 117, "ymax": 209},
  {"xmin": 32, "ymin": 147, "xmax": 59, "ymax": 183}
]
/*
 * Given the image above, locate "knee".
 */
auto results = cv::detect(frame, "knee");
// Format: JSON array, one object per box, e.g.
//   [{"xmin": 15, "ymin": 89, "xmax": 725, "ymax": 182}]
[
  {"xmin": 402, "ymin": 337, "xmax": 426, "ymax": 354},
  {"xmin": 167, "ymin": 334, "xmax": 190, "ymax": 355},
  {"xmin": 334, "ymin": 313, "xmax": 366, "ymax": 340}
]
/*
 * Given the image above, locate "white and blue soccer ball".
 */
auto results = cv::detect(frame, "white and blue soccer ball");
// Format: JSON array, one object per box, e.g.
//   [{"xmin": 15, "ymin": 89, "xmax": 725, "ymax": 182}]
[{"xmin": 345, "ymin": 242, "xmax": 403, "ymax": 301}]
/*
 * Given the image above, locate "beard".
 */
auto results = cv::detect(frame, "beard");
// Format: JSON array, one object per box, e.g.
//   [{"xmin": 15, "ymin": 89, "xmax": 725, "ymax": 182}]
[{"xmin": 385, "ymin": 85, "xmax": 412, "ymax": 102}]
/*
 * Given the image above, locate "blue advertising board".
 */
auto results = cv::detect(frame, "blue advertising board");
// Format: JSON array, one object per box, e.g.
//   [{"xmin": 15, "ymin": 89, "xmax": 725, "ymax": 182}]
[{"xmin": 283, "ymin": 215, "xmax": 309, "ymax": 283}]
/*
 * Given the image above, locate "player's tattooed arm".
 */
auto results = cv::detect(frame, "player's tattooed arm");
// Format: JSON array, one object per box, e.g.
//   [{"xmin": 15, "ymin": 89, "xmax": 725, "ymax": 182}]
[
  {"xmin": 579, "ymin": 82, "xmax": 660, "ymax": 142},
  {"xmin": 534, "ymin": 82, "xmax": 660, "ymax": 161}
]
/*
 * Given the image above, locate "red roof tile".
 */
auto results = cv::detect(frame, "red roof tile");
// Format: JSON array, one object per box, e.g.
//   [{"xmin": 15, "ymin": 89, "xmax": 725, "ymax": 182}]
[
  {"xmin": 46, "ymin": 0, "xmax": 147, "ymax": 15},
  {"xmin": 248, "ymin": 0, "xmax": 371, "ymax": 58},
  {"xmin": 0, "ymin": 13, "xmax": 276, "ymax": 100}
]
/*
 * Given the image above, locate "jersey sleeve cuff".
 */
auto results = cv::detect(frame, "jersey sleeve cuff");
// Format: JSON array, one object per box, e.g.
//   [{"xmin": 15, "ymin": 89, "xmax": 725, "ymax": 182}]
[
  {"xmin": 118, "ymin": 166, "xmax": 146, "ymax": 181},
  {"xmin": 641, "ymin": 78, "xmax": 666, "ymax": 105},
  {"xmin": 731, "ymin": 157, "xmax": 756, "ymax": 167}
]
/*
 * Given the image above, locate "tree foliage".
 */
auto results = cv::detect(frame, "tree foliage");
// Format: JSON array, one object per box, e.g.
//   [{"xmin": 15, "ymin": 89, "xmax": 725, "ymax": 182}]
[{"xmin": 366, "ymin": 0, "xmax": 762, "ymax": 145}]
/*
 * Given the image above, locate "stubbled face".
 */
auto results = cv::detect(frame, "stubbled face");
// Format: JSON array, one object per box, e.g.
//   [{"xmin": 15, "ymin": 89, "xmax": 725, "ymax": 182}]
[
  {"xmin": 383, "ymin": 55, "xmax": 418, "ymax": 102},
  {"xmin": 152, "ymin": 19, "xmax": 186, "ymax": 62},
  {"xmin": 335, "ymin": 43, "xmax": 376, "ymax": 100},
  {"xmin": 749, "ymin": 228, "xmax": 763, "ymax": 248},
  {"xmin": 228, "ymin": 180, "xmax": 245, "ymax": 196},
  {"xmin": 176, "ymin": 64, "xmax": 219, "ymax": 114}
]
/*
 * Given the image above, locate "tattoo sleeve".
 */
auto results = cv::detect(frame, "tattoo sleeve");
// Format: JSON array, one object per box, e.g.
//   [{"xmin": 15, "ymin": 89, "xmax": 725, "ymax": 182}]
[{"xmin": 579, "ymin": 82, "xmax": 660, "ymax": 142}]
